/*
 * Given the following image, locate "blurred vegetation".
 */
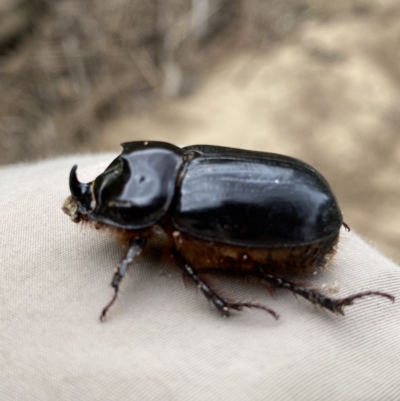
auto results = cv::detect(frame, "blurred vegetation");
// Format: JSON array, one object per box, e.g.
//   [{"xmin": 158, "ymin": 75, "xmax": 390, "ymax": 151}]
[{"xmin": 0, "ymin": 0, "xmax": 319, "ymax": 164}]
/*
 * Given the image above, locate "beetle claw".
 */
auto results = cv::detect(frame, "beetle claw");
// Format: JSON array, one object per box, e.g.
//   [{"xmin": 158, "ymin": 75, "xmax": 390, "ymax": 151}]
[{"xmin": 100, "ymin": 288, "xmax": 118, "ymax": 322}]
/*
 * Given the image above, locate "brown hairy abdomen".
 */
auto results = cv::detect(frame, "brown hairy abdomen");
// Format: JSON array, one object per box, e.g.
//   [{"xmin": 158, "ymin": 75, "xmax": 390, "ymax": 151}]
[
  {"xmin": 84, "ymin": 217, "xmax": 339, "ymax": 276},
  {"xmin": 168, "ymin": 230, "xmax": 339, "ymax": 276}
]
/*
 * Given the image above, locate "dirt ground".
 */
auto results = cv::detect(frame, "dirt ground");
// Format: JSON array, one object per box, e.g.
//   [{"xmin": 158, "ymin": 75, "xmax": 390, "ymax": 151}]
[{"xmin": 98, "ymin": 16, "xmax": 400, "ymax": 263}]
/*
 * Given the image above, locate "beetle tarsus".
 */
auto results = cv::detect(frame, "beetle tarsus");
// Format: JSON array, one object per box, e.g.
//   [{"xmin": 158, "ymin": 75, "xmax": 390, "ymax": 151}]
[
  {"xmin": 223, "ymin": 301, "xmax": 279, "ymax": 319},
  {"xmin": 100, "ymin": 288, "xmax": 118, "ymax": 321},
  {"xmin": 99, "ymin": 237, "xmax": 146, "ymax": 321},
  {"xmin": 342, "ymin": 222, "xmax": 350, "ymax": 232},
  {"xmin": 324, "ymin": 291, "xmax": 395, "ymax": 314}
]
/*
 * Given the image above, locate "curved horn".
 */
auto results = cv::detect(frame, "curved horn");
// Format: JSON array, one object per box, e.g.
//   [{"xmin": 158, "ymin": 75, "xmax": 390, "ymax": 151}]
[{"xmin": 69, "ymin": 165, "xmax": 90, "ymax": 198}]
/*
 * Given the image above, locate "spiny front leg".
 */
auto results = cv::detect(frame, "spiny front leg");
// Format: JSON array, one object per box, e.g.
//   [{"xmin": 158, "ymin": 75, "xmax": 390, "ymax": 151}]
[
  {"xmin": 172, "ymin": 251, "xmax": 279, "ymax": 319},
  {"xmin": 100, "ymin": 237, "xmax": 146, "ymax": 321}
]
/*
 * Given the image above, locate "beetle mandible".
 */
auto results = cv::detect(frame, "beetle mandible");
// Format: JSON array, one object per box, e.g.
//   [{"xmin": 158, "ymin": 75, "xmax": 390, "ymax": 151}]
[{"xmin": 62, "ymin": 141, "xmax": 394, "ymax": 320}]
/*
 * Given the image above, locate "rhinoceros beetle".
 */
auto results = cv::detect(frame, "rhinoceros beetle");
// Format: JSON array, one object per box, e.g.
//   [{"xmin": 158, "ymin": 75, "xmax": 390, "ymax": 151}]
[{"xmin": 62, "ymin": 141, "xmax": 394, "ymax": 320}]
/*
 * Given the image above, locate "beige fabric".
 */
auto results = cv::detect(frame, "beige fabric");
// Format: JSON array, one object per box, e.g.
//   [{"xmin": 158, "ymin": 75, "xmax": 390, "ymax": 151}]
[{"xmin": 1, "ymin": 154, "xmax": 399, "ymax": 401}]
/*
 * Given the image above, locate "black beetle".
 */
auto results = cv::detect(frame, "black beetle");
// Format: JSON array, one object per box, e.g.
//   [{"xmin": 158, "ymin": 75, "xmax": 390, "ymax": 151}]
[{"xmin": 62, "ymin": 141, "xmax": 394, "ymax": 320}]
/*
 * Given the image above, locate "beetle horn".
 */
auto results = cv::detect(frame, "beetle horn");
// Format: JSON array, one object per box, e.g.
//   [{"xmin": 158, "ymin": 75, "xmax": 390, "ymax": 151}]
[{"xmin": 69, "ymin": 165, "xmax": 91, "ymax": 198}]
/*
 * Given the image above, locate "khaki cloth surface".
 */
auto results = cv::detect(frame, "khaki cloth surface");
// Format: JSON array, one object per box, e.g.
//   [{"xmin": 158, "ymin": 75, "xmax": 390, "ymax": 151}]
[{"xmin": 1, "ymin": 154, "xmax": 399, "ymax": 401}]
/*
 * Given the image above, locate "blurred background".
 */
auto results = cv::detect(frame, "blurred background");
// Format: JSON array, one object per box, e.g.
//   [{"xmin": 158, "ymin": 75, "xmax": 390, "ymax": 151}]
[{"xmin": 0, "ymin": 0, "xmax": 399, "ymax": 262}]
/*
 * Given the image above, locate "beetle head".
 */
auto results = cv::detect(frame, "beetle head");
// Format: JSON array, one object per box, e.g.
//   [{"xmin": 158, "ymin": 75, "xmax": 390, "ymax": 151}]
[
  {"xmin": 88, "ymin": 143, "xmax": 183, "ymax": 229},
  {"xmin": 63, "ymin": 141, "xmax": 184, "ymax": 229}
]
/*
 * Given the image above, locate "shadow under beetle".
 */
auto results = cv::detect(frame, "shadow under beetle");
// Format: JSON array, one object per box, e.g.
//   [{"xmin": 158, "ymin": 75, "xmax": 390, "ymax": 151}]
[{"xmin": 62, "ymin": 141, "xmax": 394, "ymax": 320}]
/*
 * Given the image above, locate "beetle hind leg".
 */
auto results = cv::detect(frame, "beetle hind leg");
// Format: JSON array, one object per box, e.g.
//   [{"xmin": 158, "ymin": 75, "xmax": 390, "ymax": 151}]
[
  {"xmin": 254, "ymin": 268, "xmax": 394, "ymax": 315},
  {"xmin": 173, "ymin": 252, "xmax": 279, "ymax": 319}
]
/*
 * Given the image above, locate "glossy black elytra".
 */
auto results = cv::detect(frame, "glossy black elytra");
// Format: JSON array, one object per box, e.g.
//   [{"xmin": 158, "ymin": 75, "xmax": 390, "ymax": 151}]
[{"xmin": 62, "ymin": 141, "xmax": 394, "ymax": 320}]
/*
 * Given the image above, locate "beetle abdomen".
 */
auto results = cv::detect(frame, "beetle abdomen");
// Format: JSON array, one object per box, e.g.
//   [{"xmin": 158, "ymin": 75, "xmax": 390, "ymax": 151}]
[
  {"xmin": 172, "ymin": 147, "xmax": 342, "ymax": 248},
  {"xmin": 170, "ymin": 229, "xmax": 339, "ymax": 275}
]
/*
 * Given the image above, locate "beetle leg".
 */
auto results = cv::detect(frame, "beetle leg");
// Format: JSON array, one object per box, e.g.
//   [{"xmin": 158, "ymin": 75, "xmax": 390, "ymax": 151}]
[
  {"xmin": 315, "ymin": 290, "xmax": 395, "ymax": 314},
  {"xmin": 255, "ymin": 271, "xmax": 394, "ymax": 315},
  {"xmin": 342, "ymin": 221, "xmax": 350, "ymax": 232},
  {"xmin": 172, "ymin": 252, "xmax": 279, "ymax": 319},
  {"xmin": 100, "ymin": 237, "xmax": 146, "ymax": 321},
  {"xmin": 197, "ymin": 267, "xmax": 394, "ymax": 315}
]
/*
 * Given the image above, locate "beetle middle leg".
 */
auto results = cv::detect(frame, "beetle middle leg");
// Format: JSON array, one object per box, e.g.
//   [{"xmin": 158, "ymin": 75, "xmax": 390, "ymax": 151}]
[
  {"xmin": 172, "ymin": 251, "xmax": 279, "ymax": 319},
  {"xmin": 100, "ymin": 237, "xmax": 146, "ymax": 321}
]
